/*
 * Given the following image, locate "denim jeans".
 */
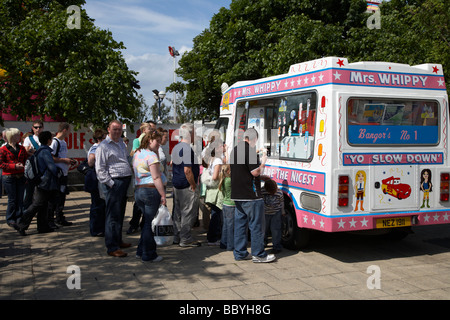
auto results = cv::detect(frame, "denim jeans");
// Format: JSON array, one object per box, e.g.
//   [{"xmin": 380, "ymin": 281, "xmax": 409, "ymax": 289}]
[
  {"xmin": 234, "ymin": 199, "xmax": 266, "ymax": 260},
  {"xmin": 100, "ymin": 176, "xmax": 131, "ymax": 254},
  {"xmin": 3, "ymin": 175, "xmax": 26, "ymax": 225},
  {"xmin": 129, "ymin": 202, "xmax": 144, "ymax": 229},
  {"xmin": 207, "ymin": 204, "xmax": 222, "ymax": 243},
  {"xmin": 89, "ymin": 189, "xmax": 106, "ymax": 236},
  {"xmin": 47, "ymin": 175, "xmax": 68, "ymax": 223},
  {"xmin": 221, "ymin": 204, "xmax": 235, "ymax": 251},
  {"xmin": 135, "ymin": 187, "xmax": 161, "ymax": 261},
  {"xmin": 23, "ymin": 180, "xmax": 36, "ymax": 210},
  {"xmin": 264, "ymin": 210, "xmax": 282, "ymax": 251}
]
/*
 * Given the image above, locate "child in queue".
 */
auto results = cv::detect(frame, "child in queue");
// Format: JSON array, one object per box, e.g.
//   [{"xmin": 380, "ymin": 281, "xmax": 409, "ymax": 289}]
[{"xmin": 261, "ymin": 179, "xmax": 284, "ymax": 253}]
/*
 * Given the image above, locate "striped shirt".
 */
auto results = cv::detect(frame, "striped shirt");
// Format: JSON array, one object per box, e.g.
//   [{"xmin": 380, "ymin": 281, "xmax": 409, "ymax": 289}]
[
  {"xmin": 95, "ymin": 135, "xmax": 132, "ymax": 187},
  {"xmin": 262, "ymin": 189, "xmax": 284, "ymax": 215}
]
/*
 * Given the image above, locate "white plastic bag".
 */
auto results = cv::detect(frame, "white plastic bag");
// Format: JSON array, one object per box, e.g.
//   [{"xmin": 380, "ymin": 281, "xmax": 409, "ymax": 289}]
[{"xmin": 152, "ymin": 205, "xmax": 174, "ymax": 246}]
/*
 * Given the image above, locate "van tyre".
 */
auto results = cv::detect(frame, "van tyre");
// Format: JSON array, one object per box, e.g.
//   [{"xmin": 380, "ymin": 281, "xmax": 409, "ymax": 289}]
[{"xmin": 281, "ymin": 198, "xmax": 310, "ymax": 249}]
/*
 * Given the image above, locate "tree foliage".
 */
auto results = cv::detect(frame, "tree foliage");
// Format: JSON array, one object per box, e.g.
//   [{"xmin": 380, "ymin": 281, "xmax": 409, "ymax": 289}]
[
  {"xmin": 177, "ymin": 0, "xmax": 450, "ymax": 120},
  {"xmin": 166, "ymin": 81, "xmax": 194, "ymax": 123},
  {"xmin": 0, "ymin": 0, "xmax": 142, "ymax": 128}
]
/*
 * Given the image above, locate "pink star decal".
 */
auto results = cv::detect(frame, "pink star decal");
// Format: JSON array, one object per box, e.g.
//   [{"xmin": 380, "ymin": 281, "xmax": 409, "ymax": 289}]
[
  {"xmin": 337, "ymin": 59, "xmax": 345, "ymax": 67},
  {"xmin": 432, "ymin": 66, "xmax": 439, "ymax": 74}
]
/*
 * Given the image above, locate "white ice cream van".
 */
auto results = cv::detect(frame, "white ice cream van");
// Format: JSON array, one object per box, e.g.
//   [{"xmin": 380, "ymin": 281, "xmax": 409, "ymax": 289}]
[{"xmin": 216, "ymin": 56, "xmax": 449, "ymax": 248}]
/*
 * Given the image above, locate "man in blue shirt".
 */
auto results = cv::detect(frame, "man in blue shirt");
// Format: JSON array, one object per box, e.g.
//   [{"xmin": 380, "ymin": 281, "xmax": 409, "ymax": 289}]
[
  {"xmin": 96, "ymin": 120, "xmax": 133, "ymax": 257},
  {"xmin": 171, "ymin": 123, "xmax": 201, "ymax": 247}
]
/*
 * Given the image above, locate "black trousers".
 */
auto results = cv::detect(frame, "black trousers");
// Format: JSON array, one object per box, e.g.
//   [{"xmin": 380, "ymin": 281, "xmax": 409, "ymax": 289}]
[
  {"xmin": 19, "ymin": 187, "xmax": 58, "ymax": 231},
  {"xmin": 48, "ymin": 175, "xmax": 68, "ymax": 223}
]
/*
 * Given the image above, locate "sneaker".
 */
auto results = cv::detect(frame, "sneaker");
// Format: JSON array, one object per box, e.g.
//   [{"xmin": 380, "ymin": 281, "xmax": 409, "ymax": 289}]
[
  {"xmin": 56, "ymin": 220, "xmax": 72, "ymax": 227},
  {"xmin": 252, "ymin": 254, "xmax": 276, "ymax": 263},
  {"xmin": 7, "ymin": 222, "xmax": 19, "ymax": 230},
  {"xmin": 179, "ymin": 241, "xmax": 202, "ymax": 247},
  {"xmin": 235, "ymin": 253, "xmax": 252, "ymax": 261},
  {"xmin": 48, "ymin": 221, "xmax": 59, "ymax": 229},
  {"xmin": 207, "ymin": 240, "xmax": 221, "ymax": 246},
  {"xmin": 150, "ymin": 256, "xmax": 163, "ymax": 262},
  {"xmin": 126, "ymin": 226, "xmax": 139, "ymax": 234},
  {"xmin": 142, "ymin": 256, "xmax": 163, "ymax": 263}
]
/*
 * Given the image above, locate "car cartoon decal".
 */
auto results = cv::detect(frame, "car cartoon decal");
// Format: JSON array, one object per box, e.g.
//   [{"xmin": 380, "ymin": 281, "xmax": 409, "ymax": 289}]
[{"xmin": 381, "ymin": 176, "xmax": 412, "ymax": 200}]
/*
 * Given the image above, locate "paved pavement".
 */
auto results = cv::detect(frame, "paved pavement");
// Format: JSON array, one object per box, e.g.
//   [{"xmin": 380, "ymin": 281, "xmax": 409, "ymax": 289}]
[{"xmin": 1, "ymin": 190, "xmax": 450, "ymax": 301}]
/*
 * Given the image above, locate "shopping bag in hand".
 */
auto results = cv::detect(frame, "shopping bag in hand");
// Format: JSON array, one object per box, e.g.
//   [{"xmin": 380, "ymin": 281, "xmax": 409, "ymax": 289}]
[{"xmin": 152, "ymin": 205, "xmax": 174, "ymax": 246}]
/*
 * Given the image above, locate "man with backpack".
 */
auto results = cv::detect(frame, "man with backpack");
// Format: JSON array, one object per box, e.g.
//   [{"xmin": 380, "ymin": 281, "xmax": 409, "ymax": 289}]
[
  {"xmin": 48, "ymin": 122, "xmax": 75, "ymax": 228},
  {"xmin": 18, "ymin": 131, "xmax": 62, "ymax": 235}
]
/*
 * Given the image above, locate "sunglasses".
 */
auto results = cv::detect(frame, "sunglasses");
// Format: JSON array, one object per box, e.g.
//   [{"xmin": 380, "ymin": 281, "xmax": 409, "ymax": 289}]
[{"xmin": 33, "ymin": 126, "xmax": 43, "ymax": 129}]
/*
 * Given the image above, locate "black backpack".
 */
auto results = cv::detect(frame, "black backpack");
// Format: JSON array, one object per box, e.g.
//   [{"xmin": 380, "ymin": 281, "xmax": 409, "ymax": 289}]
[{"xmin": 24, "ymin": 149, "xmax": 43, "ymax": 184}]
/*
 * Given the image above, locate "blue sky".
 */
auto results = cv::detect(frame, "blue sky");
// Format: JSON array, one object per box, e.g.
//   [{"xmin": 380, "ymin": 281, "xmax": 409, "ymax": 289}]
[{"xmin": 83, "ymin": 0, "xmax": 232, "ymax": 118}]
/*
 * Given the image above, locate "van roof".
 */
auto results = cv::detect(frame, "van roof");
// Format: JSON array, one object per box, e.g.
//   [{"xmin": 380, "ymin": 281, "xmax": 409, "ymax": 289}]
[
  {"xmin": 288, "ymin": 57, "xmax": 444, "ymax": 76},
  {"xmin": 220, "ymin": 57, "xmax": 446, "ymax": 110}
]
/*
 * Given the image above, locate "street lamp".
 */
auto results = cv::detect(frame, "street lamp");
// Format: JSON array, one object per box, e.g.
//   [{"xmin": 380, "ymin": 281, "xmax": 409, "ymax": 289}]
[
  {"xmin": 153, "ymin": 89, "xmax": 166, "ymax": 123},
  {"xmin": 169, "ymin": 46, "xmax": 180, "ymax": 123}
]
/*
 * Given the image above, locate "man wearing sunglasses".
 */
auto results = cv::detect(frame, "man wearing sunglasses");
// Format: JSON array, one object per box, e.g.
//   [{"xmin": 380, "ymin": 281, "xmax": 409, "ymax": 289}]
[
  {"xmin": 23, "ymin": 120, "xmax": 44, "ymax": 155},
  {"xmin": 22, "ymin": 120, "xmax": 44, "ymax": 210}
]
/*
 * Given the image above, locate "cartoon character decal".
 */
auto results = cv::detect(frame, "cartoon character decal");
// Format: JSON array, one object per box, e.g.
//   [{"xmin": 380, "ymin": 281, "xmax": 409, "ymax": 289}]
[
  {"xmin": 420, "ymin": 169, "xmax": 432, "ymax": 208},
  {"xmin": 381, "ymin": 176, "xmax": 412, "ymax": 200},
  {"xmin": 354, "ymin": 170, "xmax": 366, "ymax": 211}
]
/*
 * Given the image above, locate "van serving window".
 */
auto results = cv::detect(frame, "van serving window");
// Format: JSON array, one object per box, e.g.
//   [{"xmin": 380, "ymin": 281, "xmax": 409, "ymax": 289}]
[
  {"xmin": 347, "ymin": 98, "xmax": 439, "ymax": 146},
  {"xmin": 236, "ymin": 91, "xmax": 317, "ymax": 161}
]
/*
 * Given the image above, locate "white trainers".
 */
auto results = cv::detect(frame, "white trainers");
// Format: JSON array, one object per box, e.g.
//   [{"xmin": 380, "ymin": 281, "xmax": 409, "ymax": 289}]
[
  {"xmin": 142, "ymin": 256, "xmax": 163, "ymax": 262},
  {"xmin": 150, "ymin": 256, "xmax": 163, "ymax": 262},
  {"xmin": 179, "ymin": 241, "xmax": 202, "ymax": 247},
  {"xmin": 252, "ymin": 254, "xmax": 276, "ymax": 263}
]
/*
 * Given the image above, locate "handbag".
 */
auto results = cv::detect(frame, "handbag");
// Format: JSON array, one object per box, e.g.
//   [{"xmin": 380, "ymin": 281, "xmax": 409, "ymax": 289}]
[
  {"xmin": 200, "ymin": 167, "xmax": 219, "ymax": 188},
  {"xmin": 77, "ymin": 159, "xmax": 91, "ymax": 175},
  {"xmin": 84, "ymin": 168, "xmax": 98, "ymax": 193}
]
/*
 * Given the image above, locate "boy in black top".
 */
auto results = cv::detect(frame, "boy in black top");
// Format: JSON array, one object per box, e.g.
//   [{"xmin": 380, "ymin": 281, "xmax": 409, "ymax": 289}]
[{"xmin": 230, "ymin": 128, "xmax": 275, "ymax": 263}]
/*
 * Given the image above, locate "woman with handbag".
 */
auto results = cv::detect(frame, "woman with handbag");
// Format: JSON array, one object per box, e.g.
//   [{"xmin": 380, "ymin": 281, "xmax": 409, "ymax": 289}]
[
  {"xmin": 202, "ymin": 139, "xmax": 226, "ymax": 246},
  {"xmin": 132, "ymin": 130, "xmax": 166, "ymax": 262}
]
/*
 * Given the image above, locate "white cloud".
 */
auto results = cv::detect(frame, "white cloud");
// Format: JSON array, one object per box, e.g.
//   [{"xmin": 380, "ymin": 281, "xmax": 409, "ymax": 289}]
[
  {"xmin": 82, "ymin": 0, "xmax": 230, "ymax": 119},
  {"xmin": 124, "ymin": 52, "xmax": 181, "ymax": 108},
  {"xmin": 84, "ymin": 1, "xmax": 203, "ymax": 53}
]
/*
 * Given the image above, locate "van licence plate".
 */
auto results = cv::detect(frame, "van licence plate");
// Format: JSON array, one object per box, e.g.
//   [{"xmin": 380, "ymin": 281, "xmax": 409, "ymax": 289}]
[{"xmin": 376, "ymin": 217, "xmax": 411, "ymax": 229}]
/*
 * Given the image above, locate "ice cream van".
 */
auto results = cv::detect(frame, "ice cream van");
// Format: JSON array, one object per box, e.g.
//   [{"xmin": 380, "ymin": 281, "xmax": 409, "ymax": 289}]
[{"xmin": 215, "ymin": 56, "xmax": 449, "ymax": 248}]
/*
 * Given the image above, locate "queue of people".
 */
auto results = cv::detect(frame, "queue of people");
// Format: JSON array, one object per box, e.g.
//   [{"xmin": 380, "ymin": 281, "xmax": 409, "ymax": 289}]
[{"xmin": 2, "ymin": 120, "xmax": 282, "ymax": 264}]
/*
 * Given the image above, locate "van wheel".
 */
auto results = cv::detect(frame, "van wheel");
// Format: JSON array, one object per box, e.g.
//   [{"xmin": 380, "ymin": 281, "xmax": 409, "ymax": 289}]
[{"xmin": 281, "ymin": 199, "xmax": 310, "ymax": 249}]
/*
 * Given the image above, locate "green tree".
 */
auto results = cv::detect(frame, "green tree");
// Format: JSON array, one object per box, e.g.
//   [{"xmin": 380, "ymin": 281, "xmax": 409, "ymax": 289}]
[
  {"xmin": 150, "ymin": 101, "xmax": 171, "ymax": 124},
  {"xmin": 0, "ymin": 0, "xmax": 142, "ymax": 128},
  {"xmin": 177, "ymin": 0, "xmax": 367, "ymax": 120},
  {"xmin": 177, "ymin": 0, "xmax": 449, "ymax": 120}
]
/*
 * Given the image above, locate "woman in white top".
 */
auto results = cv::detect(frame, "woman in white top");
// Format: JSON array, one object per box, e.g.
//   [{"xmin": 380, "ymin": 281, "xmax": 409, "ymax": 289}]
[{"xmin": 204, "ymin": 138, "xmax": 226, "ymax": 246}]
